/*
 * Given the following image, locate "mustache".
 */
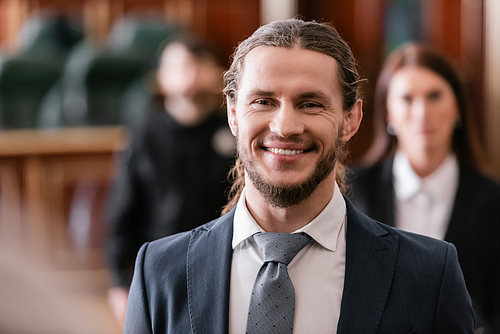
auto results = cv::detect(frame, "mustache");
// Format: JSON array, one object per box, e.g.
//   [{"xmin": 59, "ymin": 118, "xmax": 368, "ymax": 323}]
[{"xmin": 256, "ymin": 134, "xmax": 318, "ymax": 149}]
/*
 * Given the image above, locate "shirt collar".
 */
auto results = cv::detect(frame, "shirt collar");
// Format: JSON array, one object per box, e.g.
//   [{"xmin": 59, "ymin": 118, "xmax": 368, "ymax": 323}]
[
  {"xmin": 393, "ymin": 151, "xmax": 421, "ymax": 201},
  {"xmin": 393, "ymin": 151, "xmax": 459, "ymax": 203},
  {"xmin": 232, "ymin": 188, "xmax": 265, "ymax": 249},
  {"xmin": 423, "ymin": 153, "xmax": 459, "ymax": 203},
  {"xmin": 232, "ymin": 183, "xmax": 346, "ymax": 252}
]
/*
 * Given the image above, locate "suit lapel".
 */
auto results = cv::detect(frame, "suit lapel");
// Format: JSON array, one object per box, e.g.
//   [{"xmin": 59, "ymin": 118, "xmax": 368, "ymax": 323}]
[
  {"xmin": 337, "ymin": 198, "xmax": 399, "ymax": 334},
  {"xmin": 186, "ymin": 210, "xmax": 235, "ymax": 334}
]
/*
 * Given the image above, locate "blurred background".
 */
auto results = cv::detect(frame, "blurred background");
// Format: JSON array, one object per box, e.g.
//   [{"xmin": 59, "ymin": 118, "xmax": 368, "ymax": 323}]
[{"xmin": 0, "ymin": 0, "xmax": 499, "ymax": 332}]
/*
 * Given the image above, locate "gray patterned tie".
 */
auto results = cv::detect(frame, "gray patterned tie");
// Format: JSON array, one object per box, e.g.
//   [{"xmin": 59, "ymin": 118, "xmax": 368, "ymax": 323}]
[{"xmin": 246, "ymin": 232, "xmax": 312, "ymax": 334}]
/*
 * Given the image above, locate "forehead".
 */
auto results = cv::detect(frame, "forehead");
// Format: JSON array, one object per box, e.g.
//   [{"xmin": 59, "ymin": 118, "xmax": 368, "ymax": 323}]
[
  {"xmin": 238, "ymin": 46, "xmax": 342, "ymax": 99},
  {"xmin": 389, "ymin": 66, "xmax": 453, "ymax": 93},
  {"xmin": 162, "ymin": 42, "xmax": 188, "ymax": 59},
  {"xmin": 160, "ymin": 43, "xmax": 215, "ymax": 68}
]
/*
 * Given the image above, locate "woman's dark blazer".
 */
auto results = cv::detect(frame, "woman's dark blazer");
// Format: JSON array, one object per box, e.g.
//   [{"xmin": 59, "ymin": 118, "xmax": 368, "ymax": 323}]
[{"xmin": 348, "ymin": 159, "xmax": 500, "ymax": 333}]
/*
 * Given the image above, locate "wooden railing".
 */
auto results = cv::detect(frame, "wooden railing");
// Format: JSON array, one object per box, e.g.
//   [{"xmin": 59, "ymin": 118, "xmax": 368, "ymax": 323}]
[{"xmin": 0, "ymin": 126, "xmax": 126, "ymax": 269}]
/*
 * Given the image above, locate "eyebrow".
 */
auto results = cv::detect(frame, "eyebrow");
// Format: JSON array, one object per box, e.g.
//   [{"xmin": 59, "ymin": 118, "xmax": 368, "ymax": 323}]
[
  {"xmin": 427, "ymin": 88, "xmax": 442, "ymax": 94},
  {"xmin": 246, "ymin": 89, "xmax": 275, "ymax": 98},
  {"xmin": 246, "ymin": 89, "xmax": 332, "ymax": 100},
  {"xmin": 298, "ymin": 91, "xmax": 331, "ymax": 100}
]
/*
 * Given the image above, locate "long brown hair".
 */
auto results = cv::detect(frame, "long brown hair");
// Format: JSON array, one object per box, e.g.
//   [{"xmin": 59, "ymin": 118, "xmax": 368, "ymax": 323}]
[
  {"xmin": 370, "ymin": 42, "xmax": 485, "ymax": 170},
  {"xmin": 221, "ymin": 19, "xmax": 363, "ymax": 215}
]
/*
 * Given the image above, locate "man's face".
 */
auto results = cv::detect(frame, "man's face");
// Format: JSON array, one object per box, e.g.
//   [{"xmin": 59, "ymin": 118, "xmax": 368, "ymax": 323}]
[
  {"xmin": 227, "ymin": 46, "xmax": 360, "ymax": 207},
  {"xmin": 157, "ymin": 43, "xmax": 222, "ymax": 100},
  {"xmin": 157, "ymin": 42, "xmax": 223, "ymax": 125}
]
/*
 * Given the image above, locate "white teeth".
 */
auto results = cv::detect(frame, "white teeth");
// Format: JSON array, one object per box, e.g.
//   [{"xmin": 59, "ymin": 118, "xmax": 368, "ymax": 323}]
[{"xmin": 266, "ymin": 148, "xmax": 304, "ymax": 155}]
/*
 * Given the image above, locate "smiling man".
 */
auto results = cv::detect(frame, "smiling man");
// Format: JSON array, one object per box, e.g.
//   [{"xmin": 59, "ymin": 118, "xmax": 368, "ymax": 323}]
[{"xmin": 123, "ymin": 19, "xmax": 475, "ymax": 334}]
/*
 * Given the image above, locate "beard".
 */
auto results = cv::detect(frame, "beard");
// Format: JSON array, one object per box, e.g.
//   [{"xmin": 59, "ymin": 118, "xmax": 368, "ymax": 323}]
[{"xmin": 238, "ymin": 126, "xmax": 345, "ymax": 208}]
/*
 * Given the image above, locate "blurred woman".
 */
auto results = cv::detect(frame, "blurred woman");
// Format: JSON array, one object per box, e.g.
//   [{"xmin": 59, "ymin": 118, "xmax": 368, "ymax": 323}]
[{"xmin": 348, "ymin": 43, "xmax": 500, "ymax": 333}]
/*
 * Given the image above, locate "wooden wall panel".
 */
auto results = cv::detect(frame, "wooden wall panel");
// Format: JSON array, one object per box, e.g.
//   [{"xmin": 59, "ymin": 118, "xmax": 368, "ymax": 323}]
[
  {"xmin": 298, "ymin": 0, "xmax": 355, "ymax": 43},
  {"xmin": 485, "ymin": 0, "xmax": 500, "ymax": 179},
  {"xmin": 459, "ymin": 0, "xmax": 485, "ymax": 142},
  {"xmin": 204, "ymin": 0, "xmax": 260, "ymax": 66},
  {"xmin": 168, "ymin": 0, "xmax": 260, "ymax": 66},
  {"xmin": 0, "ymin": 0, "xmax": 261, "ymax": 64},
  {"xmin": 0, "ymin": 0, "xmax": 30, "ymax": 51},
  {"xmin": 423, "ymin": 0, "xmax": 485, "ymax": 145},
  {"xmin": 423, "ymin": 0, "xmax": 461, "ymax": 56}
]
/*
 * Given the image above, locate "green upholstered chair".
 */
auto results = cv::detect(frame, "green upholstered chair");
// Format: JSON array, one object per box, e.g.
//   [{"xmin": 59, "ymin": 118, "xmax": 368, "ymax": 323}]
[
  {"xmin": 0, "ymin": 58, "xmax": 60, "ymax": 129},
  {"xmin": 107, "ymin": 15, "xmax": 177, "ymax": 66},
  {"xmin": 40, "ymin": 42, "xmax": 150, "ymax": 127}
]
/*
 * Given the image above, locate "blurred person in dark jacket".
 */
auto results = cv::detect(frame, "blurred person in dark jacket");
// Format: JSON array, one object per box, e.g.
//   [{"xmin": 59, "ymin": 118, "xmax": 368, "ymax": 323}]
[
  {"xmin": 106, "ymin": 34, "xmax": 235, "ymax": 325},
  {"xmin": 348, "ymin": 42, "xmax": 500, "ymax": 333}
]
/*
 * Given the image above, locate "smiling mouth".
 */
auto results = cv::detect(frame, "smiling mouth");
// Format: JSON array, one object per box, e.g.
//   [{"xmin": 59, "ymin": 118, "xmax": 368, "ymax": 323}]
[{"xmin": 264, "ymin": 147, "xmax": 305, "ymax": 155}]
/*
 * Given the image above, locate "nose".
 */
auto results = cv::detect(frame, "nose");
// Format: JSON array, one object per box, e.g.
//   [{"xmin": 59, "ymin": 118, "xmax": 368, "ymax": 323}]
[
  {"xmin": 269, "ymin": 102, "xmax": 305, "ymax": 138},
  {"xmin": 412, "ymin": 98, "xmax": 430, "ymax": 122},
  {"xmin": 183, "ymin": 66, "xmax": 200, "ymax": 95}
]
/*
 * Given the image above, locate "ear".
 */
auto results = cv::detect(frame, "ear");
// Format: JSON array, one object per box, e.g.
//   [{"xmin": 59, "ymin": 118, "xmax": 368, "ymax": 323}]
[
  {"xmin": 342, "ymin": 99, "xmax": 363, "ymax": 142},
  {"xmin": 226, "ymin": 97, "xmax": 238, "ymax": 136}
]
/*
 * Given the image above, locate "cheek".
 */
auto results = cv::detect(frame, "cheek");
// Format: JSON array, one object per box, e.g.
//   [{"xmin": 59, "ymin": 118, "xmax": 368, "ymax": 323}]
[
  {"xmin": 312, "ymin": 118, "xmax": 341, "ymax": 147},
  {"xmin": 431, "ymin": 100, "xmax": 459, "ymax": 138},
  {"xmin": 234, "ymin": 113, "xmax": 265, "ymax": 145},
  {"xmin": 440, "ymin": 101, "xmax": 459, "ymax": 123},
  {"xmin": 439, "ymin": 107, "xmax": 459, "ymax": 136},
  {"xmin": 386, "ymin": 98, "xmax": 403, "ymax": 122},
  {"xmin": 387, "ymin": 106, "xmax": 407, "ymax": 127}
]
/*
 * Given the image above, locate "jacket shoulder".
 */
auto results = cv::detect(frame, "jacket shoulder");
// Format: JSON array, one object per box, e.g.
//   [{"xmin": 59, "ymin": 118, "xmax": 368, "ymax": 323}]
[
  {"xmin": 346, "ymin": 160, "xmax": 394, "ymax": 221},
  {"xmin": 460, "ymin": 166, "xmax": 500, "ymax": 198},
  {"xmin": 385, "ymin": 221, "xmax": 451, "ymax": 256},
  {"xmin": 144, "ymin": 214, "xmax": 229, "ymax": 258},
  {"xmin": 348, "ymin": 160, "xmax": 392, "ymax": 186}
]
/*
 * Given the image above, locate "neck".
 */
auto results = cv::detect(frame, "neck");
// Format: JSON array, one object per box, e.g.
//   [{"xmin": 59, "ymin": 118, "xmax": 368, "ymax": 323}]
[
  {"xmin": 244, "ymin": 174, "xmax": 336, "ymax": 233},
  {"xmin": 164, "ymin": 96, "xmax": 213, "ymax": 127},
  {"xmin": 405, "ymin": 145, "xmax": 451, "ymax": 178}
]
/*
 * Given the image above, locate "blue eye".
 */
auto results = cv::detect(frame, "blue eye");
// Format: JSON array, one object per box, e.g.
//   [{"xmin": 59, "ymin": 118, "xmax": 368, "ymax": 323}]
[
  {"xmin": 252, "ymin": 99, "xmax": 274, "ymax": 110},
  {"xmin": 300, "ymin": 102, "xmax": 323, "ymax": 113}
]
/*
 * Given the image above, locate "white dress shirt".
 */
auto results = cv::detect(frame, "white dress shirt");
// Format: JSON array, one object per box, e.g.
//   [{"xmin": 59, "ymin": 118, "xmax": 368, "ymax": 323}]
[
  {"xmin": 229, "ymin": 183, "xmax": 346, "ymax": 334},
  {"xmin": 393, "ymin": 151, "xmax": 459, "ymax": 240}
]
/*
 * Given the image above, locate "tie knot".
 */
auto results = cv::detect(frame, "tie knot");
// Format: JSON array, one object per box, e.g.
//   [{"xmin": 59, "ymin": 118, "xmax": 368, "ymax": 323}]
[{"xmin": 253, "ymin": 232, "xmax": 312, "ymax": 265}]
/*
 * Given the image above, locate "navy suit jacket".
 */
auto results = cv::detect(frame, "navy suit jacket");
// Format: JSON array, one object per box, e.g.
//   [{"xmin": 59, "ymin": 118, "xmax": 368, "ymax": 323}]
[
  {"xmin": 348, "ymin": 160, "xmax": 500, "ymax": 332},
  {"xmin": 124, "ymin": 198, "xmax": 475, "ymax": 333}
]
